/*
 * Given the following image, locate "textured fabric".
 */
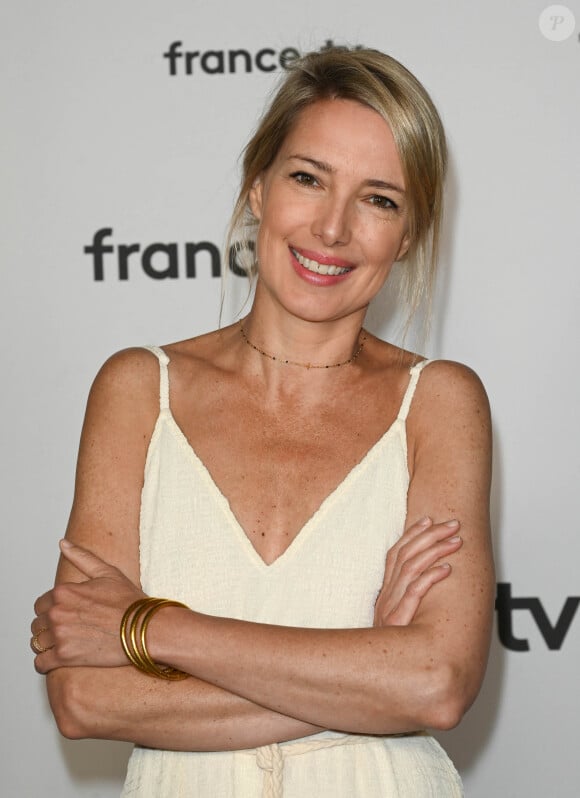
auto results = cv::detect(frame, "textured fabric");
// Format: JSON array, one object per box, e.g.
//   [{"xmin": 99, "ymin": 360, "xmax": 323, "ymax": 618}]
[{"xmin": 121, "ymin": 347, "xmax": 463, "ymax": 797}]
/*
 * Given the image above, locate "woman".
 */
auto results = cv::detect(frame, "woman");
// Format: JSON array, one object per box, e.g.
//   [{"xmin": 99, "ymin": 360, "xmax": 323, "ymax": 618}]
[{"xmin": 32, "ymin": 47, "xmax": 493, "ymax": 796}]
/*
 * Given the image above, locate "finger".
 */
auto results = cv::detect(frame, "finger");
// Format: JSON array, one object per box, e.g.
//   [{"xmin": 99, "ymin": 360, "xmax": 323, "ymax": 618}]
[
  {"xmin": 402, "ymin": 515, "xmax": 435, "ymax": 542},
  {"xmin": 383, "ymin": 534, "xmax": 462, "ymax": 613},
  {"xmin": 31, "ymin": 613, "xmax": 51, "ymax": 635},
  {"xmin": 375, "ymin": 533, "xmax": 462, "ymax": 625},
  {"xmin": 400, "ymin": 533, "xmax": 462, "ymax": 575},
  {"xmin": 58, "ymin": 538, "xmax": 114, "ymax": 579},
  {"xmin": 398, "ymin": 519, "xmax": 460, "ymax": 559},
  {"xmin": 34, "ymin": 648, "xmax": 58, "ymax": 674},
  {"xmin": 386, "ymin": 564, "xmax": 452, "ymax": 626},
  {"xmin": 386, "ymin": 519, "xmax": 461, "ymax": 586},
  {"xmin": 30, "ymin": 627, "xmax": 55, "ymax": 657},
  {"xmin": 382, "ymin": 517, "xmax": 433, "ymax": 586},
  {"xmin": 34, "ymin": 590, "xmax": 55, "ymax": 616}
]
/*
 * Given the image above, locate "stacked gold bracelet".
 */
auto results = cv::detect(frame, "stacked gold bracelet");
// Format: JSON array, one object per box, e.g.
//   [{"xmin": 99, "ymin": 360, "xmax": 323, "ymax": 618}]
[{"xmin": 120, "ymin": 597, "xmax": 189, "ymax": 680}]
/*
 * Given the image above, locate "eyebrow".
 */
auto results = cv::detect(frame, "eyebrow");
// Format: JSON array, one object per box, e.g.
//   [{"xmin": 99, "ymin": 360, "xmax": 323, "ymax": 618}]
[{"xmin": 287, "ymin": 154, "xmax": 406, "ymax": 195}]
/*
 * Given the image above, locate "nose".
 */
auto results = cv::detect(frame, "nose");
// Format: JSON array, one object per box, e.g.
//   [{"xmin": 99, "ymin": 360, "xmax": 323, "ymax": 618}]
[{"xmin": 311, "ymin": 193, "xmax": 352, "ymax": 247}]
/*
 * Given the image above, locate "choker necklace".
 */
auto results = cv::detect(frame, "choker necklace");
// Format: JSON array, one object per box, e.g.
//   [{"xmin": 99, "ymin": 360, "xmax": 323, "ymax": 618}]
[{"xmin": 239, "ymin": 321, "xmax": 367, "ymax": 369}]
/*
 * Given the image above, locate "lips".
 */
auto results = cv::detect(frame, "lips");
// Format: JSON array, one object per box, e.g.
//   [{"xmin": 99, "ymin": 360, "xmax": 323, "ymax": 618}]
[{"xmin": 290, "ymin": 247, "xmax": 353, "ymax": 276}]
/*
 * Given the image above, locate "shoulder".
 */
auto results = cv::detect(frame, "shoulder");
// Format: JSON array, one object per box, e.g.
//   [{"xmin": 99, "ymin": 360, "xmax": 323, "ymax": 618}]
[
  {"xmin": 410, "ymin": 359, "xmax": 491, "ymax": 446},
  {"xmin": 87, "ymin": 329, "xmax": 236, "ymax": 417},
  {"xmin": 159, "ymin": 326, "xmax": 242, "ymax": 388},
  {"xmin": 364, "ymin": 339, "xmax": 488, "ymax": 410},
  {"xmin": 90, "ymin": 346, "xmax": 161, "ymax": 400},
  {"xmin": 416, "ymin": 359, "xmax": 489, "ymax": 411},
  {"xmin": 83, "ymin": 347, "xmax": 163, "ymax": 431}
]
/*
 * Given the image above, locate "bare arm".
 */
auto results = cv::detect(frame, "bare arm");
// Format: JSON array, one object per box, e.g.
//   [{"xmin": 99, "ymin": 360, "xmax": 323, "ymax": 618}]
[
  {"xmin": 46, "ymin": 666, "xmax": 321, "ymax": 750},
  {"xmin": 142, "ymin": 361, "xmax": 493, "ymax": 733},
  {"xmin": 44, "ymin": 349, "xmax": 321, "ymax": 747},
  {"xmin": 39, "ymin": 349, "xmax": 455, "ymax": 747},
  {"xmin": 36, "ymin": 359, "xmax": 491, "ymax": 736}
]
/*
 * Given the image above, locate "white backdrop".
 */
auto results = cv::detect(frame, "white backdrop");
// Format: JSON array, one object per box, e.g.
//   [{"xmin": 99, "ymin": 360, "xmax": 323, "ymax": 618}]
[{"xmin": 3, "ymin": 1, "xmax": 579, "ymax": 795}]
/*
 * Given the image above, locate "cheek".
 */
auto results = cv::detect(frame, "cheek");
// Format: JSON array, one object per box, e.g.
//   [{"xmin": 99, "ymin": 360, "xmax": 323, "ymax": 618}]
[
  {"xmin": 364, "ymin": 227, "xmax": 405, "ymax": 267},
  {"xmin": 255, "ymin": 226, "xmax": 278, "ymax": 267},
  {"xmin": 257, "ymin": 202, "xmax": 301, "ymax": 252},
  {"xmin": 367, "ymin": 222, "xmax": 407, "ymax": 265}
]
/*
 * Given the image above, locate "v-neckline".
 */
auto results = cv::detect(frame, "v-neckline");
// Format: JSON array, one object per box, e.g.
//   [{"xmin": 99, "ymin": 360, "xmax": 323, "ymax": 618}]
[{"xmin": 158, "ymin": 408, "xmax": 405, "ymax": 570}]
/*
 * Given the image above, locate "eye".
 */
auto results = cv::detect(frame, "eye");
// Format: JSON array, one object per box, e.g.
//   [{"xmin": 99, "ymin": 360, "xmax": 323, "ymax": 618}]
[
  {"xmin": 289, "ymin": 171, "xmax": 319, "ymax": 187},
  {"xmin": 368, "ymin": 194, "xmax": 398, "ymax": 210}
]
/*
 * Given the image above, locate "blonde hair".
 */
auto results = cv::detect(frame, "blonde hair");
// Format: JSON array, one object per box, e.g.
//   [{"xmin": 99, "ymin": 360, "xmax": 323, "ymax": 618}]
[{"xmin": 227, "ymin": 47, "xmax": 447, "ymax": 327}]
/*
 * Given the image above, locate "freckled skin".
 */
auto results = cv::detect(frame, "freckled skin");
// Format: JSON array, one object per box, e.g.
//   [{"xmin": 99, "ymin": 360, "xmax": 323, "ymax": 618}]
[{"xmin": 38, "ymin": 98, "xmax": 493, "ymax": 749}]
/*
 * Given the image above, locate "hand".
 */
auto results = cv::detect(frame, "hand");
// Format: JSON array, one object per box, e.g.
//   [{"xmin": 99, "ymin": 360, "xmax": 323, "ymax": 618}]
[
  {"xmin": 31, "ymin": 540, "xmax": 146, "ymax": 673},
  {"xmin": 373, "ymin": 517, "xmax": 462, "ymax": 627}
]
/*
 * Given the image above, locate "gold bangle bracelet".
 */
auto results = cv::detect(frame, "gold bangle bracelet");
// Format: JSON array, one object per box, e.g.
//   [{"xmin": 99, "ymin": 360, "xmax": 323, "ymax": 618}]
[
  {"xmin": 120, "ymin": 596, "xmax": 189, "ymax": 680},
  {"xmin": 139, "ymin": 600, "xmax": 190, "ymax": 680},
  {"xmin": 120, "ymin": 599, "xmax": 152, "ymax": 670},
  {"xmin": 129, "ymin": 598, "xmax": 167, "ymax": 675}
]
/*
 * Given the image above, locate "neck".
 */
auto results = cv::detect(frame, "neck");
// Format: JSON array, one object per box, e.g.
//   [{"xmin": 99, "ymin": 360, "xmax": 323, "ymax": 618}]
[
  {"xmin": 241, "ymin": 299, "xmax": 367, "ymax": 367},
  {"xmin": 239, "ymin": 319, "xmax": 366, "ymax": 370}
]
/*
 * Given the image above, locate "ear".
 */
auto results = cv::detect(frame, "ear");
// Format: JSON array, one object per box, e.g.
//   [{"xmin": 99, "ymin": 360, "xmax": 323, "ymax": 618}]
[
  {"xmin": 249, "ymin": 176, "xmax": 264, "ymax": 221},
  {"xmin": 396, "ymin": 231, "xmax": 411, "ymax": 262}
]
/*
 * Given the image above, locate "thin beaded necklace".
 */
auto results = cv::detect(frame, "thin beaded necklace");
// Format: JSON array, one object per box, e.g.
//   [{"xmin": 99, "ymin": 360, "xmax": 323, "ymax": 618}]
[{"xmin": 239, "ymin": 321, "xmax": 367, "ymax": 370}]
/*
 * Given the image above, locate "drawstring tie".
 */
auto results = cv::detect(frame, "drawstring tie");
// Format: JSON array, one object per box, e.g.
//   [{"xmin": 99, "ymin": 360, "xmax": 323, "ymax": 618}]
[{"xmin": 254, "ymin": 735, "xmax": 372, "ymax": 798}]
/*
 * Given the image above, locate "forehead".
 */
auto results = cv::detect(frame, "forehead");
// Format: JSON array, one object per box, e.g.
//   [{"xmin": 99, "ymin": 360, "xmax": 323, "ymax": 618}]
[{"xmin": 276, "ymin": 98, "xmax": 404, "ymax": 183}]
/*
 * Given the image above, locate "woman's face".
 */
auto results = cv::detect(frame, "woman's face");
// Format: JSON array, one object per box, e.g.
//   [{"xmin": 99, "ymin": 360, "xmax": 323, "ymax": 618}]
[{"xmin": 249, "ymin": 98, "xmax": 411, "ymax": 325}]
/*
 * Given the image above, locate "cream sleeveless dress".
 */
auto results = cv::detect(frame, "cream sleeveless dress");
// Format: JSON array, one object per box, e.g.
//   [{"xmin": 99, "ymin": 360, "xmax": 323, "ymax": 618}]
[{"xmin": 121, "ymin": 347, "xmax": 463, "ymax": 798}]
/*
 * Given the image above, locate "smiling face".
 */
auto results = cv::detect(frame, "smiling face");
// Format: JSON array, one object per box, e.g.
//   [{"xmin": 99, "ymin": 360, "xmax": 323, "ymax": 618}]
[{"xmin": 249, "ymin": 98, "xmax": 411, "ymax": 326}]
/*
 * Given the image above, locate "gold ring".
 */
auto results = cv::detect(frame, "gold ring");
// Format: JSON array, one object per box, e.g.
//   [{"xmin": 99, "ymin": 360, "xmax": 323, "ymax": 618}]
[{"xmin": 31, "ymin": 628, "xmax": 49, "ymax": 654}]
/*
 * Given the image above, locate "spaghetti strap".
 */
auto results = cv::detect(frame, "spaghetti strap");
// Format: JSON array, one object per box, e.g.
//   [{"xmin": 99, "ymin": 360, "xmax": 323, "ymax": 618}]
[
  {"xmin": 397, "ymin": 359, "xmax": 432, "ymax": 422},
  {"xmin": 141, "ymin": 345, "xmax": 170, "ymax": 411}
]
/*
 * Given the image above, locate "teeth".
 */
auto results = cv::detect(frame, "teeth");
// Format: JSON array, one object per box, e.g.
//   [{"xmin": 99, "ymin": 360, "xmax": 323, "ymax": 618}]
[{"xmin": 292, "ymin": 249, "xmax": 350, "ymax": 276}]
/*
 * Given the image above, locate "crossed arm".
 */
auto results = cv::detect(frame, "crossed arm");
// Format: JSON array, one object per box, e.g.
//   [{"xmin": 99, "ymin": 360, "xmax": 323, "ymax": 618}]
[{"xmin": 33, "ymin": 350, "xmax": 494, "ymax": 750}]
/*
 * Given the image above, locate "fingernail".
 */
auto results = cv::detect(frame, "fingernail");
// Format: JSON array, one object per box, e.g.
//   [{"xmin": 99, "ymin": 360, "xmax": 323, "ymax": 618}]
[
  {"xmin": 445, "ymin": 520, "xmax": 459, "ymax": 528},
  {"xmin": 440, "ymin": 563, "xmax": 451, "ymax": 570},
  {"xmin": 448, "ymin": 535, "xmax": 461, "ymax": 543},
  {"xmin": 419, "ymin": 516, "xmax": 431, "ymax": 526},
  {"xmin": 60, "ymin": 538, "xmax": 73, "ymax": 548}
]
